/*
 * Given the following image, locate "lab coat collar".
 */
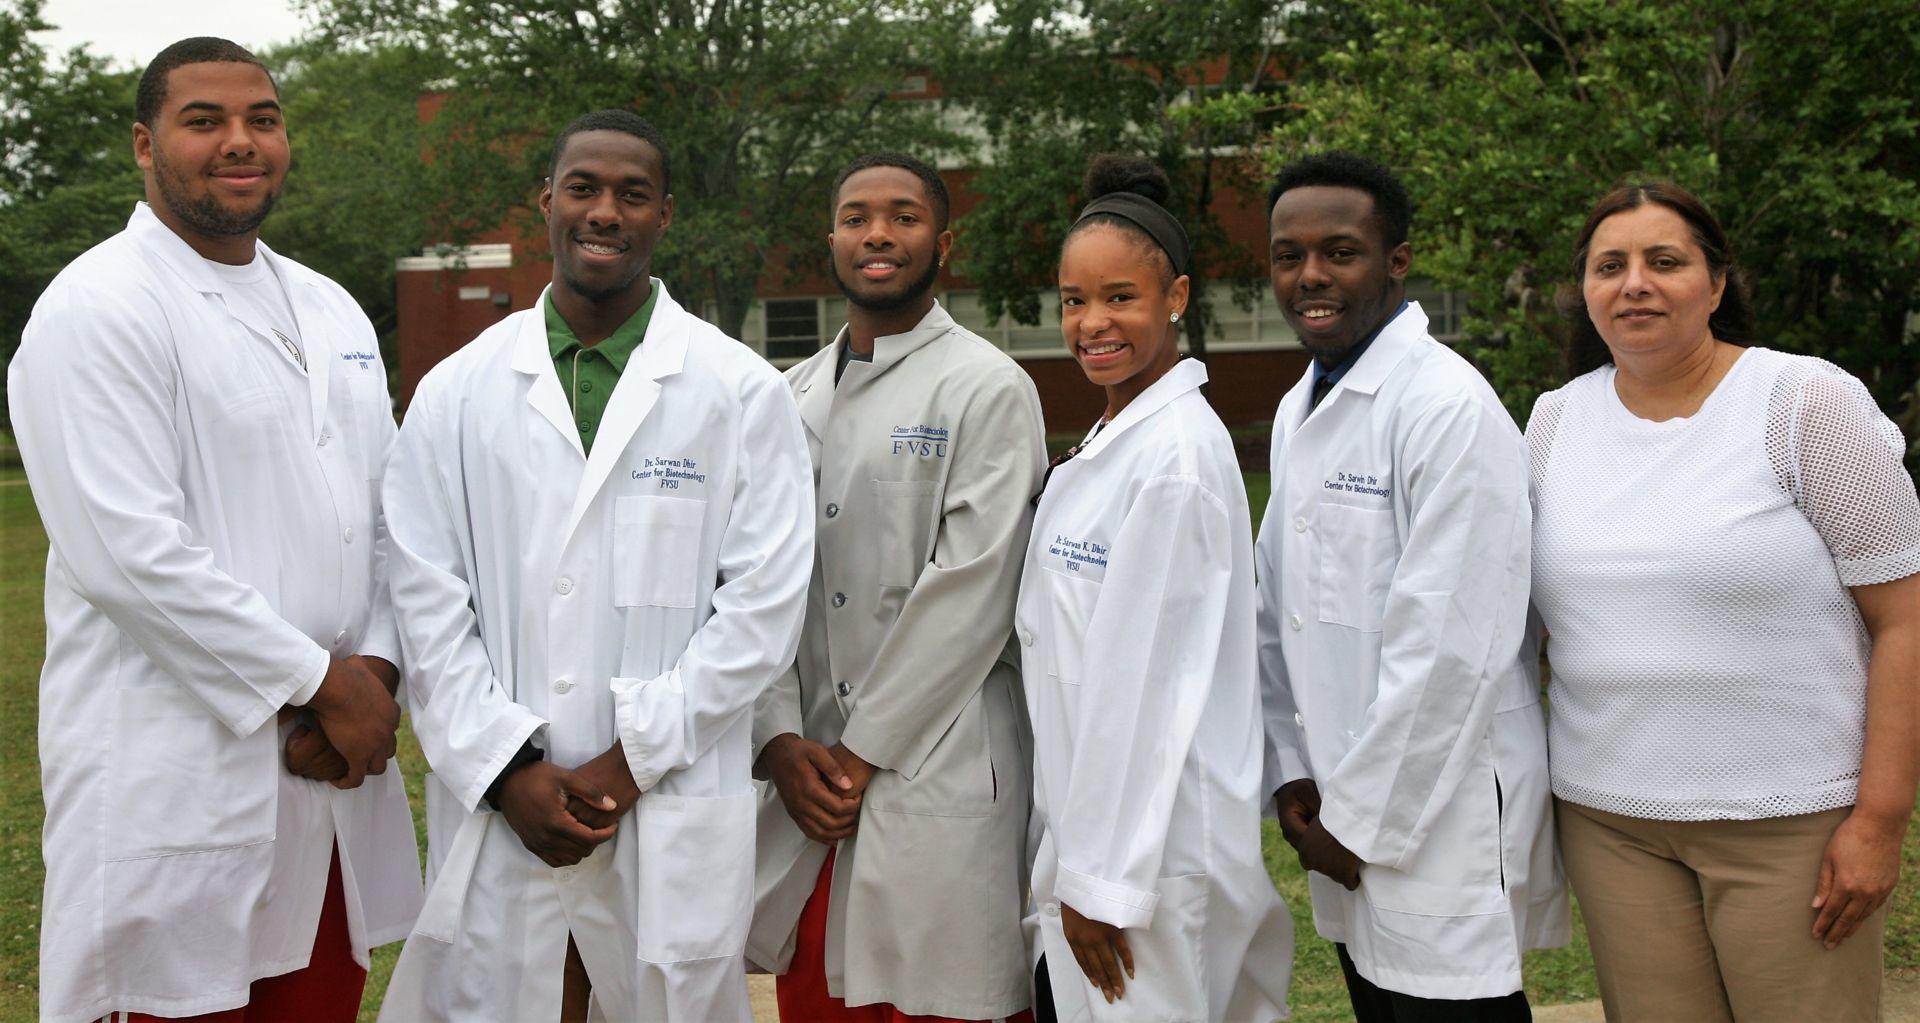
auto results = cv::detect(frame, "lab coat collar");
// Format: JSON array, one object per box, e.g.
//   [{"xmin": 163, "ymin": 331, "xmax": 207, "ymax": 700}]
[
  {"xmin": 126, "ymin": 202, "xmax": 335, "ymax": 441},
  {"xmin": 831, "ymin": 301, "xmax": 957, "ymax": 379},
  {"xmin": 1074, "ymin": 356, "xmax": 1209, "ymax": 462},
  {"xmin": 790, "ymin": 351, "xmax": 835, "ymax": 443},
  {"xmin": 559, "ymin": 279, "xmax": 689, "ymax": 543},
  {"xmin": 1330, "ymin": 301, "xmax": 1428, "ymax": 398},
  {"xmin": 511, "ymin": 286, "xmax": 584, "ymax": 458}
]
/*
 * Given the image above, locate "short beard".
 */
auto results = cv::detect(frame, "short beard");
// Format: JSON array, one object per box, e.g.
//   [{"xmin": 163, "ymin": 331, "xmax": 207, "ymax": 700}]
[
  {"xmin": 560, "ymin": 264, "xmax": 649, "ymax": 304},
  {"xmin": 152, "ymin": 151, "xmax": 277, "ymax": 237},
  {"xmin": 833, "ymin": 253, "xmax": 940, "ymax": 313},
  {"xmin": 1297, "ymin": 335, "xmax": 1356, "ymax": 365}
]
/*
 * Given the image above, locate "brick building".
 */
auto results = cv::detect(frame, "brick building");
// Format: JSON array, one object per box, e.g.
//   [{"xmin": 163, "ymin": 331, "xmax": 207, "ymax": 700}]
[{"xmin": 392, "ymin": 97, "xmax": 1466, "ymax": 437}]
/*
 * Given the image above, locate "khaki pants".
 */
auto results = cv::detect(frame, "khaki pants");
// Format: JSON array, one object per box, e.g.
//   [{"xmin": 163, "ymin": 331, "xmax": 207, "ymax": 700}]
[{"xmin": 1556, "ymin": 799, "xmax": 1884, "ymax": 1023}]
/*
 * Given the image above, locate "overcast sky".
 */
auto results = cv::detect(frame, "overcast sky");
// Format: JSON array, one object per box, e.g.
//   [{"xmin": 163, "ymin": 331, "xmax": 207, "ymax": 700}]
[{"xmin": 35, "ymin": 0, "xmax": 313, "ymax": 69}]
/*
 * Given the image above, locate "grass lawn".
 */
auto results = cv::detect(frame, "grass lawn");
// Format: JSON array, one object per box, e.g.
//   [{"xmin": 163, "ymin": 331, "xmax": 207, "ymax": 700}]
[{"xmin": 0, "ymin": 472, "xmax": 1914, "ymax": 1021}]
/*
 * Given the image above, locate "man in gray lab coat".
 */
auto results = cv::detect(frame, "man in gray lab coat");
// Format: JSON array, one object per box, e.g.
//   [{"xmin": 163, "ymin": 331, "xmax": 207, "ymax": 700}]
[{"xmin": 747, "ymin": 152, "xmax": 1047, "ymax": 1020}]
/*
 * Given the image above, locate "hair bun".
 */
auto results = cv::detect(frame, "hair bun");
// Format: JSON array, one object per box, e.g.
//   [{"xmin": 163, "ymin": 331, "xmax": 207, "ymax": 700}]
[{"xmin": 1084, "ymin": 154, "xmax": 1171, "ymax": 206}]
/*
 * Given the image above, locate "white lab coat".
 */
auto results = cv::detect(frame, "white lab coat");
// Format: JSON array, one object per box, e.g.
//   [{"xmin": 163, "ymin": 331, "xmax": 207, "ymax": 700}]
[
  {"xmin": 377, "ymin": 283, "xmax": 814, "ymax": 1022},
  {"xmin": 1255, "ymin": 303, "xmax": 1568, "ymax": 1000},
  {"xmin": 1017, "ymin": 359, "xmax": 1293, "ymax": 1022},
  {"xmin": 10, "ymin": 203, "xmax": 422, "ymax": 1023}
]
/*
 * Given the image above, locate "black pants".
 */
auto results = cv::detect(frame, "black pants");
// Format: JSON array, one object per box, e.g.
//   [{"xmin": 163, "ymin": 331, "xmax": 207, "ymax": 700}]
[
  {"xmin": 1032, "ymin": 955, "xmax": 1059, "ymax": 1023},
  {"xmin": 1337, "ymin": 945, "xmax": 1531, "ymax": 1022}
]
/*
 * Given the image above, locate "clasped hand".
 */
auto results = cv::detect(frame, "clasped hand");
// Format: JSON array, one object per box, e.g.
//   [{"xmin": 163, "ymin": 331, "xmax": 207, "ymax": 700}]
[
  {"xmin": 1275, "ymin": 778, "xmax": 1362, "ymax": 890},
  {"xmin": 500, "ymin": 743, "xmax": 641, "ymax": 868},
  {"xmin": 283, "ymin": 655, "xmax": 400, "ymax": 789},
  {"xmin": 762, "ymin": 734, "xmax": 874, "ymax": 844}
]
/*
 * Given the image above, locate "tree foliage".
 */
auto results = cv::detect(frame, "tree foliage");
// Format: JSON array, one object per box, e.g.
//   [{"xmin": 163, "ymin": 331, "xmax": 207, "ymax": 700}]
[
  {"xmin": 301, "ymin": 0, "xmax": 975, "ymax": 338},
  {"xmin": 0, "ymin": 0, "xmax": 141, "ymax": 423},
  {"xmin": 262, "ymin": 41, "xmax": 450, "ymax": 344},
  {"xmin": 951, "ymin": 0, "xmax": 1284, "ymax": 360},
  {"xmin": 1257, "ymin": 0, "xmax": 1920, "ymax": 455}
]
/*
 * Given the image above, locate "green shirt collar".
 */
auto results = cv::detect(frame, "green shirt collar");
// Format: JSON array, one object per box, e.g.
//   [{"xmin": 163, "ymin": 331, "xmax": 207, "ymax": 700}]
[{"xmin": 544, "ymin": 282, "xmax": 659, "ymax": 372}]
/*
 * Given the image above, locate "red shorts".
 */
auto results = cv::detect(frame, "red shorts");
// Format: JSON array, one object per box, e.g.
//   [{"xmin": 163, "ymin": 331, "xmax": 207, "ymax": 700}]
[{"xmin": 776, "ymin": 849, "xmax": 1033, "ymax": 1023}]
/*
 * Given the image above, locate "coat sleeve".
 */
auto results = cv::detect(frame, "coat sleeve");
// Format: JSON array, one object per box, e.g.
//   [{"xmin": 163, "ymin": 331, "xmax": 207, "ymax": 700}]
[
  {"xmin": 612, "ymin": 368, "xmax": 815, "ymax": 792},
  {"xmin": 751, "ymin": 662, "xmax": 806, "ymax": 779},
  {"xmin": 1254, "ymin": 470, "xmax": 1311, "ymax": 806},
  {"xmin": 1051, "ymin": 475, "xmax": 1232, "ymax": 929},
  {"xmin": 1315, "ymin": 395, "xmax": 1532, "ymax": 868},
  {"xmin": 7, "ymin": 284, "xmax": 328, "ymax": 739},
  {"xmin": 836, "ymin": 370, "xmax": 1046, "ymax": 778},
  {"xmin": 384, "ymin": 380, "xmax": 547, "ymax": 812}
]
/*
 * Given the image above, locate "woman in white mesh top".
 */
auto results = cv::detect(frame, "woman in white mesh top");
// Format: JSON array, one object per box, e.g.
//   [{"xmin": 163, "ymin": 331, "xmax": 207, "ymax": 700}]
[{"xmin": 1526, "ymin": 181, "xmax": 1920, "ymax": 1022}]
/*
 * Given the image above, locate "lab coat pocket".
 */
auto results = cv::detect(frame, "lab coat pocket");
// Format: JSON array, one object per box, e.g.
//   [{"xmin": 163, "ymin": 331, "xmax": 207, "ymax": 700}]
[
  {"xmin": 1085, "ymin": 873, "xmax": 1210, "ymax": 1022},
  {"xmin": 864, "ymin": 686, "xmax": 995, "ymax": 817},
  {"xmin": 106, "ymin": 686, "xmax": 276, "ymax": 859},
  {"xmin": 613, "ymin": 495, "xmax": 707, "ymax": 608},
  {"xmin": 870, "ymin": 479, "xmax": 939, "ymax": 588},
  {"xmin": 1041, "ymin": 566, "xmax": 1101, "ymax": 686},
  {"xmin": 635, "ymin": 791, "xmax": 756, "ymax": 962},
  {"xmin": 1316, "ymin": 502, "xmax": 1396, "ymax": 632},
  {"xmin": 1359, "ymin": 755, "xmax": 1506, "ymax": 919}
]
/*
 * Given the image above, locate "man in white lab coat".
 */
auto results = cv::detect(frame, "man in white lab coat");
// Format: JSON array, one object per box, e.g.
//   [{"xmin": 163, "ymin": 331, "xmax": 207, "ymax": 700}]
[
  {"xmin": 747, "ymin": 153, "xmax": 1046, "ymax": 1021},
  {"xmin": 10, "ymin": 37, "xmax": 421, "ymax": 1023},
  {"xmin": 377, "ymin": 110, "xmax": 813, "ymax": 1022},
  {"xmin": 1255, "ymin": 152, "xmax": 1568, "ymax": 1021}
]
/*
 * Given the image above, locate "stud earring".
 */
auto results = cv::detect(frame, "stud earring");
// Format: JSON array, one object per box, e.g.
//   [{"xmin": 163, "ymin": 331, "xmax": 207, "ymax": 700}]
[
  {"xmin": 938, "ymin": 256, "xmax": 947, "ymax": 268},
  {"xmin": 1170, "ymin": 312, "xmax": 1180, "ymax": 323}
]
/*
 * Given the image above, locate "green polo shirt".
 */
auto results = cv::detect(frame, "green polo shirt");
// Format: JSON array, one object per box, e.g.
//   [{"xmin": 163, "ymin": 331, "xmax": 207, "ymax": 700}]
[{"xmin": 546, "ymin": 286, "xmax": 657, "ymax": 455}]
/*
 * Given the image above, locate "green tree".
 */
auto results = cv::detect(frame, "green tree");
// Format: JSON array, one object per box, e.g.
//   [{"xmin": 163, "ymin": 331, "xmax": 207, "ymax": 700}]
[
  {"xmin": 1252, "ymin": 0, "xmax": 1920, "ymax": 456},
  {"xmin": 262, "ymin": 41, "xmax": 451, "ymax": 349},
  {"xmin": 303, "ymin": 0, "xmax": 976, "ymax": 338},
  {"xmin": 0, "ymin": 0, "xmax": 141, "ymax": 425},
  {"xmin": 950, "ymin": 0, "xmax": 1284, "ymax": 361}
]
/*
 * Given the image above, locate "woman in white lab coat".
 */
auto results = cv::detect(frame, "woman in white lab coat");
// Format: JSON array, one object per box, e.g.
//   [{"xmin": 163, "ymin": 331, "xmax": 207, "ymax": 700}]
[{"xmin": 1016, "ymin": 156, "xmax": 1293, "ymax": 1023}]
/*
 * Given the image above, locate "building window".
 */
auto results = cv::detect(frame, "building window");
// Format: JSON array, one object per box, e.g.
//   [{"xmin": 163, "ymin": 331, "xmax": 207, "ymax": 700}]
[
  {"xmin": 1405, "ymin": 279, "xmax": 1467, "ymax": 341},
  {"xmin": 1006, "ymin": 300, "xmax": 1062, "ymax": 352},
  {"xmin": 765, "ymin": 299, "xmax": 823, "ymax": 360}
]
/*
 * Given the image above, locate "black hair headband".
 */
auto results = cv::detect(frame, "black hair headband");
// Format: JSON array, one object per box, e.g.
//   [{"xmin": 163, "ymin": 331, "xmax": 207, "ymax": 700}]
[{"xmin": 1075, "ymin": 192, "xmax": 1191, "ymax": 278}]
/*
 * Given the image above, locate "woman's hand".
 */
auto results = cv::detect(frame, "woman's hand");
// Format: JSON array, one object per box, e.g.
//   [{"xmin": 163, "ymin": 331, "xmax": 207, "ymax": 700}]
[
  {"xmin": 1811, "ymin": 810, "xmax": 1906, "ymax": 949},
  {"xmin": 1061, "ymin": 901, "xmax": 1134, "ymax": 1004}
]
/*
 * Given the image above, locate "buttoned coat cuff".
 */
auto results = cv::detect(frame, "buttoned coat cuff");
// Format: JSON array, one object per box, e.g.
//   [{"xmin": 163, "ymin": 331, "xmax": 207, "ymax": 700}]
[{"xmin": 1054, "ymin": 862, "xmax": 1159, "ymax": 931}]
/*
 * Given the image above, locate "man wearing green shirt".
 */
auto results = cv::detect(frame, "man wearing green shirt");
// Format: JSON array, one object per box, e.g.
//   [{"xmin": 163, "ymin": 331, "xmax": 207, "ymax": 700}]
[
  {"xmin": 379, "ymin": 108, "xmax": 814, "ymax": 1022},
  {"xmin": 546, "ymin": 285, "xmax": 655, "ymax": 453}
]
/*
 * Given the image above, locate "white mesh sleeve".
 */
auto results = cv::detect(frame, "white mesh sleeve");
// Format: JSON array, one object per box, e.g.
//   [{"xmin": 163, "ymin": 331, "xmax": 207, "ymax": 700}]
[
  {"xmin": 1526, "ymin": 388, "xmax": 1569, "ymax": 496},
  {"xmin": 1769, "ymin": 359, "xmax": 1920, "ymax": 587}
]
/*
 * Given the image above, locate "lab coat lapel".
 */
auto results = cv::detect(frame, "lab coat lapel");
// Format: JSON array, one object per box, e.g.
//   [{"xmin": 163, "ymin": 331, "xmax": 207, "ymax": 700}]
[
  {"xmin": 562, "ymin": 281, "xmax": 687, "ymax": 543},
  {"xmin": 1311, "ymin": 302, "xmax": 1429, "ymax": 416},
  {"xmin": 1290, "ymin": 302, "xmax": 1429, "ymax": 448},
  {"xmin": 1075, "ymin": 357, "xmax": 1208, "ymax": 461},
  {"xmin": 127, "ymin": 204, "xmax": 328, "ymax": 433},
  {"xmin": 792, "ymin": 335, "xmax": 837, "ymax": 443},
  {"xmin": 265, "ymin": 247, "xmax": 334, "ymax": 442},
  {"xmin": 863, "ymin": 302, "xmax": 954, "ymax": 378},
  {"xmin": 510, "ymin": 286, "xmax": 584, "ymax": 460}
]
